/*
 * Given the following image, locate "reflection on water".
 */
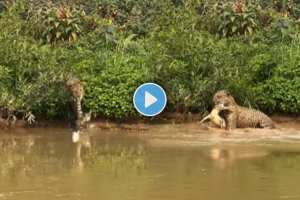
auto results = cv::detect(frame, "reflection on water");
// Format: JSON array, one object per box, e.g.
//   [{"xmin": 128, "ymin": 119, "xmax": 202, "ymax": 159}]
[
  {"xmin": 1, "ymin": 125, "xmax": 300, "ymax": 200},
  {"xmin": 0, "ymin": 130, "xmax": 146, "ymax": 179},
  {"xmin": 209, "ymin": 146, "xmax": 269, "ymax": 170},
  {"xmin": 72, "ymin": 131, "xmax": 145, "ymax": 174},
  {"xmin": 72, "ymin": 132, "xmax": 91, "ymax": 172}
]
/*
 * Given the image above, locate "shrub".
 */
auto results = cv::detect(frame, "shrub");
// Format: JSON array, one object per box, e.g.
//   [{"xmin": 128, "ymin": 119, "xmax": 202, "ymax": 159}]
[
  {"xmin": 28, "ymin": 5, "xmax": 86, "ymax": 43},
  {"xmin": 70, "ymin": 41, "xmax": 151, "ymax": 119},
  {"xmin": 249, "ymin": 41, "xmax": 300, "ymax": 113},
  {"xmin": 145, "ymin": 24, "xmax": 257, "ymax": 113},
  {"xmin": 94, "ymin": 0, "xmax": 165, "ymax": 36},
  {"xmin": 201, "ymin": 1, "xmax": 260, "ymax": 37},
  {"xmin": 0, "ymin": 0, "xmax": 299, "ymax": 120},
  {"xmin": 0, "ymin": 7, "xmax": 72, "ymax": 119},
  {"xmin": 264, "ymin": 15, "xmax": 298, "ymax": 43}
]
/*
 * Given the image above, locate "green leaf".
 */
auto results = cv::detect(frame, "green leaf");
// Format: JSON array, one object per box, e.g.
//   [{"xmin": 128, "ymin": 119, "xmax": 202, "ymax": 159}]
[
  {"xmin": 56, "ymin": 32, "xmax": 62, "ymax": 39},
  {"xmin": 54, "ymin": 22, "xmax": 60, "ymax": 28},
  {"xmin": 71, "ymin": 32, "xmax": 77, "ymax": 41},
  {"xmin": 232, "ymin": 26, "xmax": 238, "ymax": 33}
]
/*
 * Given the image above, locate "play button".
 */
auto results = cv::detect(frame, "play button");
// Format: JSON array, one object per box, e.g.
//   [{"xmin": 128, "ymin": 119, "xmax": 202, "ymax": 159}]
[
  {"xmin": 133, "ymin": 83, "xmax": 167, "ymax": 117},
  {"xmin": 145, "ymin": 91, "xmax": 157, "ymax": 108}
]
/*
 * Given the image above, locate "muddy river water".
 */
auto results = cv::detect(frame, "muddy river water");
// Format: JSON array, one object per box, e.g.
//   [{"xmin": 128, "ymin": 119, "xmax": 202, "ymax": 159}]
[{"xmin": 1, "ymin": 123, "xmax": 300, "ymax": 200}]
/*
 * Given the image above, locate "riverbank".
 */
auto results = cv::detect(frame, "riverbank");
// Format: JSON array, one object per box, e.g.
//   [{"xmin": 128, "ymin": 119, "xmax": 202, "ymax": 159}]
[{"xmin": 2, "ymin": 113, "xmax": 300, "ymax": 133}]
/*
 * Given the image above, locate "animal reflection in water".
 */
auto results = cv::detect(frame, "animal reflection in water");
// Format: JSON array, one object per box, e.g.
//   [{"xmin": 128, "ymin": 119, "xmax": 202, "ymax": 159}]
[
  {"xmin": 209, "ymin": 147, "xmax": 269, "ymax": 170},
  {"xmin": 72, "ymin": 132, "xmax": 91, "ymax": 172}
]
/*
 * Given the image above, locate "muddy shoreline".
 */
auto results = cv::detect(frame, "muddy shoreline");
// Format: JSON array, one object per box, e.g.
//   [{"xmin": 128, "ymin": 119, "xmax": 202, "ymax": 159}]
[{"xmin": 1, "ymin": 113, "xmax": 300, "ymax": 132}]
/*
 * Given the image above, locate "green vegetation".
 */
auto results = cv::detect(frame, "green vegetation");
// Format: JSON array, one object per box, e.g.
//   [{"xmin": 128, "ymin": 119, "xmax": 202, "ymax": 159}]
[{"xmin": 0, "ymin": 0, "xmax": 299, "ymax": 120}]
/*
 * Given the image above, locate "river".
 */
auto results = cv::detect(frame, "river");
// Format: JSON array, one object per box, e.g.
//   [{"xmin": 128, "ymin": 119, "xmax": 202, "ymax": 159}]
[{"xmin": 1, "ymin": 123, "xmax": 300, "ymax": 200}]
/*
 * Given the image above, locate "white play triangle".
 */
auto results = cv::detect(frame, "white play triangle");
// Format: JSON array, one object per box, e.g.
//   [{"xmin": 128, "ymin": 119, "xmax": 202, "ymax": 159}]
[{"xmin": 145, "ymin": 91, "xmax": 157, "ymax": 108}]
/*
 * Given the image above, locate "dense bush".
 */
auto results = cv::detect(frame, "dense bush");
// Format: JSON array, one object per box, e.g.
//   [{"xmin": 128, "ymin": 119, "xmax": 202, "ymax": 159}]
[
  {"xmin": 71, "ymin": 45, "xmax": 151, "ymax": 118},
  {"xmin": 201, "ymin": 1, "xmax": 260, "ymax": 37},
  {"xmin": 0, "ymin": 0, "xmax": 300, "ymax": 121},
  {"xmin": 29, "ymin": 6, "xmax": 86, "ymax": 43},
  {"xmin": 249, "ymin": 42, "xmax": 300, "ymax": 113},
  {"xmin": 146, "ymin": 30, "xmax": 249, "ymax": 113},
  {"xmin": 0, "ymin": 19, "xmax": 72, "ymax": 119}
]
